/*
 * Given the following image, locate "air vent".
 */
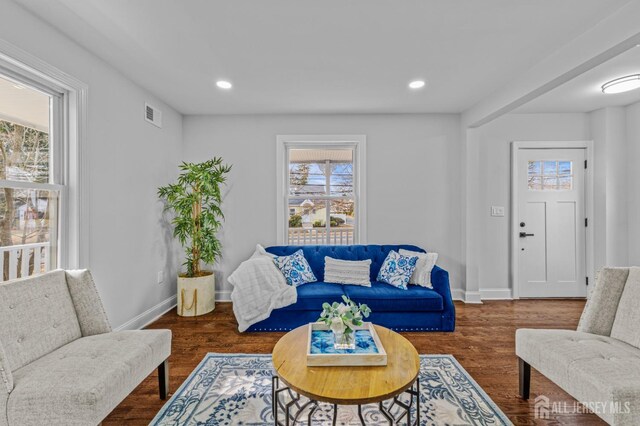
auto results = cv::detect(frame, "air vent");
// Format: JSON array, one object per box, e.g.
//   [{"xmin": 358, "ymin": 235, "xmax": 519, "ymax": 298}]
[{"xmin": 144, "ymin": 103, "xmax": 162, "ymax": 128}]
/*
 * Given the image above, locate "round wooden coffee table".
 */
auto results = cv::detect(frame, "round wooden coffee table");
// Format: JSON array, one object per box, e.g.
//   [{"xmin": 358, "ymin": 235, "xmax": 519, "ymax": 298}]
[{"xmin": 272, "ymin": 324, "xmax": 420, "ymax": 425}]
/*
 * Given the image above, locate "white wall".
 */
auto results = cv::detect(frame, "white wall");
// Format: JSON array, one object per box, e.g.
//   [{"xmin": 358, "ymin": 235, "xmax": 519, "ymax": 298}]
[
  {"xmin": 469, "ymin": 113, "xmax": 591, "ymax": 297},
  {"xmin": 627, "ymin": 101, "xmax": 640, "ymax": 266},
  {"xmin": 1, "ymin": 1, "xmax": 183, "ymax": 329},
  {"xmin": 590, "ymin": 107, "xmax": 628, "ymax": 268},
  {"xmin": 183, "ymin": 114, "xmax": 463, "ymax": 298}
]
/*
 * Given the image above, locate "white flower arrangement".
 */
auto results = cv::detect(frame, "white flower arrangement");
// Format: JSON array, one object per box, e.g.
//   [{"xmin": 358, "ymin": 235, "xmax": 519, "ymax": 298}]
[{"xmin": 318, "ymin": 295, "xmax": 371, "ymax": 337}]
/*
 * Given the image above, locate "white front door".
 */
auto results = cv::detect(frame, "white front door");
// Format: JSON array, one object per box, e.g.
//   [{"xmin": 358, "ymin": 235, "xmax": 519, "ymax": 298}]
[{"xmin": 516, "ymin": 148, "xmax": 587, "ymax": 298}]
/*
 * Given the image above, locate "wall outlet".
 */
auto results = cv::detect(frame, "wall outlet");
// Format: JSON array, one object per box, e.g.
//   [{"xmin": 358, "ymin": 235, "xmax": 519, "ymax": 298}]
[
  {"xmin": 491, "ymin": 206, "xmax": 505, "ymax": 217},
  {"xmin": 157, "ymin": 270, "xmax": 164, "ymax": 284}
]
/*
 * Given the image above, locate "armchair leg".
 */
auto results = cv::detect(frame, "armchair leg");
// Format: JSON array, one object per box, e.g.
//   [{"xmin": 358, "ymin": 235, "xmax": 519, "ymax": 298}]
[
  {"xmin": 158, "ymin": 359, "xmax": 169, "ymax": 400},
  {"xmin": 519, "ymin": 357, "xmax": 530, "ymax": 400}
]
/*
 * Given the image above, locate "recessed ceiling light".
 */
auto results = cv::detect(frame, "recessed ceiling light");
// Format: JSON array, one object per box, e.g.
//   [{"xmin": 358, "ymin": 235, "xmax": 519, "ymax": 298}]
[
  {"xmin": 601, "ymin": 74, "xmax": 640, "ymax": 94},
  {"xmin": 216, "ymin": 80, "xmax": 232, "ymax": 89},
  {"xmin": 408, "ymin": 80, "xmax": 426, "ymax": 90}
]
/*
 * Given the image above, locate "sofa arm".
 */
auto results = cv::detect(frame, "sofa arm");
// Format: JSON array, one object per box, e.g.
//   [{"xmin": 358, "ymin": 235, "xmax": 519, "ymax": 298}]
[
  {"xmin": 431, "ymin": 265, "xmax": 450, "ymax": 297},
  {"xmin": 431, "ymin": 265, "xmax": 456, "ymax": 330}
]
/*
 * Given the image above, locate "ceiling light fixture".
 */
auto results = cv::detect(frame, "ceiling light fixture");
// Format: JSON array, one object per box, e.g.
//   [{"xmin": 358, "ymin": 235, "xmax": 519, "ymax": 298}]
[
  {"xmin": 601, "ymin": 74, "xmax": 640, "ymax": 94},
  {"xmin": 408, "ymin": 80, "xmax": 426, "ymax": 90},
  {"xmin": 216, "ymin": 80, "xmax": 232, "ymax": 89}
]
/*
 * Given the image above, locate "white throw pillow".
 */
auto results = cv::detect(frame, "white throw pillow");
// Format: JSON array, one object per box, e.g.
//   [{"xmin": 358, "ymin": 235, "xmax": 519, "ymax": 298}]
[
  {"xmin": 323, "ymin": 257, "xmax": 372, "ymax": 287},
  {"xmin": 399, "ymin": 249, "xmax": 438, "ymax": 289}
]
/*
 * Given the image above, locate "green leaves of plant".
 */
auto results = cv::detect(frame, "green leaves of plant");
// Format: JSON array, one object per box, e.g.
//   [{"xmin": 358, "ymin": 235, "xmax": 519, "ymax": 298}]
[
  {"xmin": 316, "ymin": 296, "xmax": 373, "ymax": 331},
  {"xmin": 158, "ymin": 157, "xmax": 232, "ymax": 277}
]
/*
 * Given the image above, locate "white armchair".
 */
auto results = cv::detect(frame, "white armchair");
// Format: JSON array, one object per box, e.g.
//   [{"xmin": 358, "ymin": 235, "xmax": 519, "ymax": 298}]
[{"xmin": 517, "ymin": 267, "xmax": 640, "ymax": 425}]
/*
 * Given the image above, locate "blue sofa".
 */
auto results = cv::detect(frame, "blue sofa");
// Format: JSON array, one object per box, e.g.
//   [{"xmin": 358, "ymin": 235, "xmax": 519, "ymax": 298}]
[{"xmin": 247, "ymin": 245, "xmax": 455, "ymax": 332}]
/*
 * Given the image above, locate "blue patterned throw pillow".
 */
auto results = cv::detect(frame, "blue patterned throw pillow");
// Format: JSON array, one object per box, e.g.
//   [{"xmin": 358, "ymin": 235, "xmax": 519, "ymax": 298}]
[
  {"xmin": 273, "ymin": 249, "xmax": 317, "ymax": 287},
  {"xmin": 377, "ymin": 250, "xmax": 418, "ymax": 290}
]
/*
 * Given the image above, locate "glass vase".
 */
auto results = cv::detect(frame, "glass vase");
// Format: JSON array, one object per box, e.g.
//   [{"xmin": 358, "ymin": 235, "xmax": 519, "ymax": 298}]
[{"xmin": 333, "ymin": 329, "xmax": 356, "ymax": 350}]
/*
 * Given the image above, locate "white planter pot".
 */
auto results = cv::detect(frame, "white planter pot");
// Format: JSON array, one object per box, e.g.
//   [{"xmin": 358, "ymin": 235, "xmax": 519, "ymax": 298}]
[{"xmin": 177, "ymin": 272, "xmax": 215, "ymax": 317}]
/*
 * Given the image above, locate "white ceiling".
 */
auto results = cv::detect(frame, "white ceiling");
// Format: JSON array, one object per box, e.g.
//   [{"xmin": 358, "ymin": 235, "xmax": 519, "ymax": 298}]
[
  {"xmin": 12, "ymin": 0, "xmax": 633, "ymax": 115},
  {"xmin": 516, "ymin": 45, "xmax": 640, "ymax": 113},
  {"xmin": 0, "ymin": 75, "xmax": 49, "ymax": 132}
]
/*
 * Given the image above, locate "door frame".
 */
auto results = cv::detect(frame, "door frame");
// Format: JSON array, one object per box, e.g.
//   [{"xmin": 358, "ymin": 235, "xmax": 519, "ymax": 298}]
[{"xmin": 510, "ymin": 141, "xmax": 594, "ymax": 299}]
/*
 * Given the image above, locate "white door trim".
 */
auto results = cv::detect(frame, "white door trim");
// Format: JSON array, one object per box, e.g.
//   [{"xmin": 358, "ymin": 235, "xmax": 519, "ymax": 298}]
[{"xmin": 510, "ymin": 141, "xmax": 594, "ymax": 299}]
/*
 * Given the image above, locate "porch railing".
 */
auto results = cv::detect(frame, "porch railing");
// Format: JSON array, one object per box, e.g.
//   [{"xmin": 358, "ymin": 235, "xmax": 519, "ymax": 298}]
[
  {"xmin": 288, "ymin": 227, "xmax": 354, "ymax": 245},
  {"xmin": 0, "ymin": 242, "xmax": 51, "ymax": 281}
]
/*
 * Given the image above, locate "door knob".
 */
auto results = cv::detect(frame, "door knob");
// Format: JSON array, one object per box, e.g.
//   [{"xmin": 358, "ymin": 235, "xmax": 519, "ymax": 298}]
[{"xmin": 519, "ymin": 232, "xmax": 534, "ymax": 238}]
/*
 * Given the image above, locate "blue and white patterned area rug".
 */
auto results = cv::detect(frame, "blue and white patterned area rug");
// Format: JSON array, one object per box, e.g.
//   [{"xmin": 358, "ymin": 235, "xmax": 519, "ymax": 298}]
[{"xmin": 150, "ymin": 353, "xmax": 512, "ymax": 426}]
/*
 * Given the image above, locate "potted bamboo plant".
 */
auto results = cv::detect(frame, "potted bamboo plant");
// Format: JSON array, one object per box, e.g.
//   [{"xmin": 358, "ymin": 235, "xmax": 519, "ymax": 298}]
[{"xmin": 158, "ymin": 157, "xmax": 232, "ymax": 316}]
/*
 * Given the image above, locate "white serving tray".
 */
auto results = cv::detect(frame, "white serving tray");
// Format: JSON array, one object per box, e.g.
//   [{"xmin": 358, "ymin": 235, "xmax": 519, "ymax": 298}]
[{"xmin": 306, "ymin": 322, "xmax": 387, "ymax": 367}]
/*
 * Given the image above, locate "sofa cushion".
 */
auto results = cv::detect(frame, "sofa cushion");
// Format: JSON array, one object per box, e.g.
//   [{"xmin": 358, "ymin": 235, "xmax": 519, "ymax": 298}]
[
  {"xmin": 611, "ymin": 267, "xmax": 640, "ymax": 349},
  {"xmin": 65, "ymin": 270, "xmax": 112, "ymax": 337},
  {"xmin": 7, "ymin": 330, "xmax": 171, "ymax": 426},
  {"xmin": 399, "ymin": 249, "xmax": 438, "ymax": 288},
  {"xmin": 323, "ymin": 257, "xmax": 371, "ymax": 286},
  {"xmin": 578, "ymin": 267, "xmax": 629, "ymax": 336},
  {"xmin": 516, "ymin": 329, "xmax": 640, "ymax": 425},
  {"xmin": 377, "ymin": 250, "xmax": 418, "ymax": 290},
  {"xmin": 344, "ymin": 282, "xmax": 444, "ymax": 312},
  {"xmin": 0, "ymin": 270, "xmax": 82, "ymax": 372},
  {"xmin": 266, "ymin": 245, "xmax": 426, "ymax": 283},
  {"xmin": 281, "ymin": 282, "xmax": 346, "ymax": 311},
  {"xmin": 273, "ymin": 249, "xmax": 317, "ymax": 287}
]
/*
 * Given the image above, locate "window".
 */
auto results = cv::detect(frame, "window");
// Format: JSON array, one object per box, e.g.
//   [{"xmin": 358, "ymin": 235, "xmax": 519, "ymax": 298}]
[
  {"xmin": 277, "ymin": 136, "xmax": 366, "ymax": 245},
  {"xmin": 528, "ymin": 160, "xmax": 573, "ymax": 191},
  {"xmin": 0, "ymin": 72, "xmax": 63, "ymax": 280}
]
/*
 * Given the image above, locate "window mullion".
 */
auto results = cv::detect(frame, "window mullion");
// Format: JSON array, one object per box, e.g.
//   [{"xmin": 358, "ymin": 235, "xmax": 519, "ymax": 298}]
[
  {"xmin": 324, "ymin": 160, "xmax": 330, "ymax": 244},
  {"xmin": 0, "ymin": 180, "xmax": 63, "ymax": 191}
]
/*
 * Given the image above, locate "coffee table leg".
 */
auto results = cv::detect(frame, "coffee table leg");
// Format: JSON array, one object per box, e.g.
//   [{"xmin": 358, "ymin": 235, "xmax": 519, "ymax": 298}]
[
  {"xmin": 332, "ymin": 404, "xmax": 338, "ymax": 426},
  {"xmin": 378, "ymin": 401, "xmax": 394, "ymax": 425},
  {"xmin": 284, "ymin": 393, "xmax": 301, "ymax": 426},
  {"xmin": 402, "ymin": 378, "xmax": 421, "ymax": 426},
  {"xmin": 357, "ymin": 405, "xmax": 367, "ymax": 425},
  {"xmin": 272, "ymin": 376, "xmax": 279, "ymax": 425},
  {"xmin": 416, "ymin": 378, "xmax": 420, "ymax": 426},
  {"xmin": 308, "ymin": 402, "xmax": 318, "ymax": 424}
]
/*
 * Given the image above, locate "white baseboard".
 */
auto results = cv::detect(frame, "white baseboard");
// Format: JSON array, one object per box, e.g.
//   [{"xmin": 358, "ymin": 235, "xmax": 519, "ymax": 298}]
[
  {"xmin": 451, "ymin": 288, "xmax": 465, "ymax": 301},
  {"xmin": 216, "ymin": 290, "xmax": 231, "ymax": 302},
  {"xmin": 450, "ymin": 288, "xmax": 483, "ymax": 303},
  {"xmin": 114, "ymin": 295, "xmax": 177, "ymax": 331},
  {"xmin": 480, "ymin": 288, "xmax": 513, "ymax": 300},
  {"xmin": 463, "ymin": 291, "xmax": 483, "ymax": 304}
]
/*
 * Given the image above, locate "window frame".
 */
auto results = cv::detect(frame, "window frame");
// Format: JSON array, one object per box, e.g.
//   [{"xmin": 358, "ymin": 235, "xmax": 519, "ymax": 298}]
[
  {"xmin": 0, "ymin": 40, "xmax": 88, "ymax": 271},
  {"xmin": 276, "ymin": 135, "xmax": 367, "ymax": 245}
]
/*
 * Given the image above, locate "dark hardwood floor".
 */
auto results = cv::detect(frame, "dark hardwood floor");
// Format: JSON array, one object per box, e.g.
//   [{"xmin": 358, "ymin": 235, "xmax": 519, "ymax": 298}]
[{"xmin": 104, "ymin": 300, "xmax": 605, "ymax": 425}]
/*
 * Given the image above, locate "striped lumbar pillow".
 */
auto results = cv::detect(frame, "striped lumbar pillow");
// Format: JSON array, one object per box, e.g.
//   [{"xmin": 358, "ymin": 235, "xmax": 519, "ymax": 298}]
[{"xmin": 323, "ymin": 257, "xmax": 372, "ymax": 287}]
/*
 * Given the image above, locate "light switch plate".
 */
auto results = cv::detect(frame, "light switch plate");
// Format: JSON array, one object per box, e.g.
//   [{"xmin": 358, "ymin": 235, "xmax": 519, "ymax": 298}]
[{"xmin": 491, "ymin": 206, "xmax": 505, "ymax": 217}]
